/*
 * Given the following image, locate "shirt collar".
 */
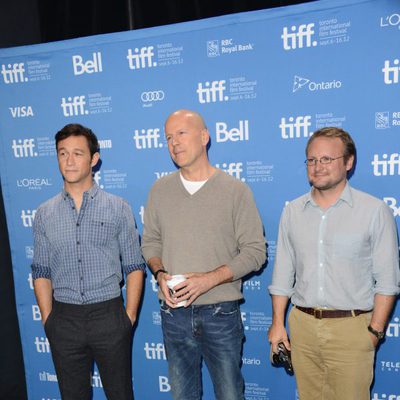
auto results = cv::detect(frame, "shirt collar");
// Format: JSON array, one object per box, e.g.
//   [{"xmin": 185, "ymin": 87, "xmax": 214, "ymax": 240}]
[
  {"xmin": 302, "ymin": 181, "xmax": 353, "ymax": 210},
  {"xmin": 62, "ymin": 183, "xmax": 100, "ymax": 200}
]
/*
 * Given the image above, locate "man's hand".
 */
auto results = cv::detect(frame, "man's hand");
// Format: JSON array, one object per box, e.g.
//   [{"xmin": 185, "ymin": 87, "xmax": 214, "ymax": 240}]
[
  {"xmin": 157, "ymin": 272, "xmax": 177, "ymax": 308},
  {"xmin": 268, "ymin": 323, "xmax": 291, "ymax": 353}
]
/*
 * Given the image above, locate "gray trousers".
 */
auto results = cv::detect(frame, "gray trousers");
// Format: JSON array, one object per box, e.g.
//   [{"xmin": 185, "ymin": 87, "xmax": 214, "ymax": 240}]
[{"xmin": 44, "ymin": 296, "xmax": 134, "ymax": 400}]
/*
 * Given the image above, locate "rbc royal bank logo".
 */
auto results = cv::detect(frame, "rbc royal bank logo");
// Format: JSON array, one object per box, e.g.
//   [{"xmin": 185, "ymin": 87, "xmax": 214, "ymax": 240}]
[
  {"xmin": 61, "ymin": 95, "xmax": 88, "ymax": 116},
  {"xmin": 371, "ymin": 153, "xmax": 400, "ymax": 176},
  {"xmin": 72, "ymin": 52, "xmax": 103, "ymax": 75},
  {"xmin": 375, "ymin": 112, "xmax": 390, "ymax": 129},
  {"xmin": 281, "ymin": 23, "xmax": 317, "ymax": 50},
  {"xmin": 133, "ymin": 128, "xmax": 162, "ymax": 149},
  {"xmin": 382, "ymin": 59, "xmax": 400, "ymax": 84},
  {"xmin": 1, "ymin": 63, "xmax": 28, "ymax": 83},
  {"xmin": 207, "ymin": 40, "xmax": 220, "ymax": 57},
  {"xmin": 197, "ymin": 80, "xmax": 228, "ymax": 103},
  {"xmin": 127, "ymin": 46, "xmax": 157, "ymax": 70},
  {"xmin": 12, "ymin": 139, "xmax": 37, "ymax": 158},
  {"xmin": 216, "ymin": 120, "xmax": 249, "ymax": 143},
  {"xmin": 280, "ymin": 116, "xmax": 312, "ymax": 139}
]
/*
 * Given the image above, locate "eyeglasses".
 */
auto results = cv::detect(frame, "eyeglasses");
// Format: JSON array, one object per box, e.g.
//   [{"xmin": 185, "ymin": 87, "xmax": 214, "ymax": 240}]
[{"xmin": 304, "ymin": 155, "xmax": 345, "ymax": 166}]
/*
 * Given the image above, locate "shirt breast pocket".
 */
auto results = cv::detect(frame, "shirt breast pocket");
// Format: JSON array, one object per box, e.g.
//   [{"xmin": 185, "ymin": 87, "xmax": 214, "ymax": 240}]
[
  {"xmin": 332, "ymin": 234, "xmax": 365, "ymax": 260},
  {"xmin": 90, "ymin": 219, "xmax": 117, "ymax": 247}
]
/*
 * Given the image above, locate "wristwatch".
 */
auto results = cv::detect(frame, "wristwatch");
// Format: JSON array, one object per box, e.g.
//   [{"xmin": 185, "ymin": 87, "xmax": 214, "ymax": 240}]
[{"xmin": 368, "ymin": 325, "xmax": 385, "ymax": 340}]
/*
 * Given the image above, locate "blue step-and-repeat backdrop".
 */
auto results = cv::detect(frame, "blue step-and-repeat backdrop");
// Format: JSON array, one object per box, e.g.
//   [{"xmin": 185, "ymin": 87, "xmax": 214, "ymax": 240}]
[{"xmin": 0, "ymin": 0, "xmax": 399, "ymax": 398}]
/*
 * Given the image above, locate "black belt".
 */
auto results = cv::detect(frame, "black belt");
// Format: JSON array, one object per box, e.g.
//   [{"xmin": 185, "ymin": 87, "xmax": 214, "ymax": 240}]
[{"xmin": 295, "ymin": 306, "xmax": 372, "ymax": 319}]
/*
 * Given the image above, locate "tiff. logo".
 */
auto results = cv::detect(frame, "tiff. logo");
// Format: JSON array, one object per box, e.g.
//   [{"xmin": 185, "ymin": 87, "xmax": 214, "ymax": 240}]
[
  {"xmin": 21, "ymin": 209, "xmax": 36, "ymax": 227},
  {"xmin": 197, "ymin": 80, "xmax": 228, "ymax": 103},
  {"xmin": 382, "ymin": 59, "xmax": 400, "ymax": 84},
  {"xmin": 1, "ymin": 63, "xmax": 28, "ymax": 83},
  {"xmin": 281, "ymin": 23, "xmax": 317, "ymax": 50},
  {"xmin": 127, "ymin": 46, "xmax": 157, "ymax": 70},
  {"xmin": 61, "ymin": 96, "xmax": 88, "ymax": 116},
  {"xmin": 133, "ymin": 128, "xmax": 162, "ymax": 149},
  {"xmin": 280, "ymin": 116, "xmax": 312, "ymax": 139},
  {"xmin": 371, "ymin": 153, "xmax": 400, "ymax": 176},
  {"xmin": 12, "ymin": 139, "xmax": 37, "ymax": 158}
]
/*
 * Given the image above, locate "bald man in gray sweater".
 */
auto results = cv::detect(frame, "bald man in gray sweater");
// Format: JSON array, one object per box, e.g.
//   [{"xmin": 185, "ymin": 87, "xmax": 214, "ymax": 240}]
[{"xmin": 142, "ymin": 109, "xmax": 266, "ymax": 400}]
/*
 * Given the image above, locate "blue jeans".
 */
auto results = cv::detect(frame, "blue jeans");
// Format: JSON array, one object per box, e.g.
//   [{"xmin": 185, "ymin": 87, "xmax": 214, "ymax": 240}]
[{"xmin": 161, "ymin": 300, "xmax": 244, "ymax": 400}]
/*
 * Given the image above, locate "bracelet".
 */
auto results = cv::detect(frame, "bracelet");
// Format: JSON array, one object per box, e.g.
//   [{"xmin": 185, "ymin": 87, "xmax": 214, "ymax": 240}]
[{"xmin": 153, "ymin": 269, "xmax": 167, "ymax": 280}]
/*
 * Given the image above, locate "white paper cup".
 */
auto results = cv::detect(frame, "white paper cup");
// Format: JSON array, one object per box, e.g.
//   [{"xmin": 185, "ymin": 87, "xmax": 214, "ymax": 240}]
[{"xmin": 166, "ymin": 274, "xmax": 187, "ymax": 307}]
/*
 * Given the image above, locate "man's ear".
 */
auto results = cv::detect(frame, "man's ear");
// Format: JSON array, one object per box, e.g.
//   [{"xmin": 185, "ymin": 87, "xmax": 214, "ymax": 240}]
[{"xmin": 91, "ymin": 152, "xmax": 100, "ymax": 168}]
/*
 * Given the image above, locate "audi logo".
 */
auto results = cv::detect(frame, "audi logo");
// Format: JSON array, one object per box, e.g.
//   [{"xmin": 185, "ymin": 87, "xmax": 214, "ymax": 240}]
[{"xmin": 141, "ymin": 91, "xmax": 165, "ymax": 102}]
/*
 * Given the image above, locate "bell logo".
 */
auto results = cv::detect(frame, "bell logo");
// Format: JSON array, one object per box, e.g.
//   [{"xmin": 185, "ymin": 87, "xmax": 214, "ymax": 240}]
[
  {"xmin": 382, "ymin": 59, "xmax": 400, "ymax": 85},
  {"xmin": 61, "ymin": 96, "xmax": 88, "ymax": 117},
  {"xmin": 127, "ymin": 46, "xmax": 157, "ymax": 70},
  {"xmin": 281, "ymin": 24, "xmax": 317, "ymax": 50},
  {"xmin": 12, "ymin": 139, "xmax": 37, "ymax": 158},
  {"xmin": 383, "ymin": 197, "xmax": 400, "ymax": 217},
  {"xmin": 1, "ymin": 63, "xmax": 28, "ymax": 84},
  {"xmin": 280, "ymin": 116, "xmax": 312, "ymax": 139},
  {"xmin": 197, "ymin": 80, "xmax": 228, "ymax": 103},
  {"xmin": 72, "ymin": 52, "xmax": 103, "ymax": 75},
  {"xmin": 216, "ymin": 120, "xmax": 249, "ymax": 142},
  {"xmin": 159, "ymin": 376, "xmax": 171, "ymax": 392},
  {"xmin": 9, "ymin": 106, "xmax": 34, "ymax": 118}
]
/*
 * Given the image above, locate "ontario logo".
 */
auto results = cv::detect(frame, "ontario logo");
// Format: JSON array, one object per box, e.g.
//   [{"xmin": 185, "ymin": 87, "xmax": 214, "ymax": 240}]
[{"xmin": 293, "ymin": 75, "xmax": 342, "ymax": 93}]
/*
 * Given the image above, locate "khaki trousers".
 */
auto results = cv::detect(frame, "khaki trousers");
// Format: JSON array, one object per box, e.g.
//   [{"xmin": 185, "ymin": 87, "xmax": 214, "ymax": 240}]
[{"xmin": 288, "ymin": 306, "xmax": 375, "ymax": 400}]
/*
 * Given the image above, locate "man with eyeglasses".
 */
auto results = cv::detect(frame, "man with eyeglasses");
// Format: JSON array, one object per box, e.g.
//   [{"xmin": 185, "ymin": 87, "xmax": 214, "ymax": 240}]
[{"xmin": 268, "ymin": 127, "xmax": 399, "ymax": 400}]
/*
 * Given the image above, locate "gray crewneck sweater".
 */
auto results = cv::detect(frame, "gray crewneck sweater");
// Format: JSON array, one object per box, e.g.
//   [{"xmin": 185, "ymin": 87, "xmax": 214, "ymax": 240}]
[{"xmin": 142, "ymin": 169, "xmax": 266, "ymax": 305}]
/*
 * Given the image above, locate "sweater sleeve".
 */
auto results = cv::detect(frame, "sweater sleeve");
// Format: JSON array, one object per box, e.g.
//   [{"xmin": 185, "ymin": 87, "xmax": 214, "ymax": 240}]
[
  {"xmin": 227, "ymin": 184, "xmax": 266, "ymax": 280},
  {"xmin": 141, "ymin": 185, "xmax": 163, "ymax": 262}
]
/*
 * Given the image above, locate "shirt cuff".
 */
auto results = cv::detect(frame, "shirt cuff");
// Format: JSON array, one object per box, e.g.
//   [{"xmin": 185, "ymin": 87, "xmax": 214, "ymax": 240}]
[
  {"xmin": 31, "ymin": 264, "xmax": 51, "ymax": 280},
  {"xmin": 124, "ymin": 263, "xmax": 147, "ymax": 274}
]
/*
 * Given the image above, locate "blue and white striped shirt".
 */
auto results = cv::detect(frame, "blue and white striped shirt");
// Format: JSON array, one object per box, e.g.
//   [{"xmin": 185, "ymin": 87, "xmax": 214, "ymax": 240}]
[{"xmin": 32, "ymin": 184, "xmax": 146, "ymax": 304}]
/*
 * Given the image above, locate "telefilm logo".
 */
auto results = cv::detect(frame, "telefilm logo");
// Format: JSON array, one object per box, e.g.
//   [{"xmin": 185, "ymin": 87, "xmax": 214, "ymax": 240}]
[
  {"xmin": 133, "ymin": 128, "xmax": 163, "ymax": 149},
  {"xmin": 293, "ymin": 75, "xmax": 342, "ymax": 93},
  {"xmin": 380, "ymin": 360, "xmax": 400, "ymax": 373},
  {"xmin": 371, "ymin": 153, "xmax": 400, "ymax": 176},
  {"xmin": 1, "ymin": 62, "xmax": 28, "ymax": 84},
  {"xmin": 72, "ymin": 52, "xmax": 102, "ymax": 75},
  {"xmin": 280, "ymin": 116, "xmax": 312, "ymax": 139},
  {"xmin": 61, "ymin": 95, "xmax": 88, "ymax": 117},
  {"xmin": 214, "ymin": 162, "xmax": 244, "ymax": 181},
  {"xmin": 12, "ymin": 139, "xmax": 37, "ymax": 158},
  {"xmin": 380, "ymin": 13, "xmax": 400, "ymax": 29},
  {"xmin": 382, "ymin": 59, "xmax": 400, "ymax": 84},
  {"xmin": 216, "ymin": 120, "xmax": 249, "ymax": 143},
  {"xmin": 144, "ymin": 342, "xmax": 166, "ymax": 360},
  {"xmin": 127, "ymin": 46, "xmax": 157, "ymax": 70},
  {"xmin": 282, "ymin": 23, "xmax": 317, "ymax": 50},
  {"xmin": 9, "ymin": 106, "xmax": 34, "ymax": 118},
  {"xmin": 39, "ymin": 371, "xmax": 57, "ymax": 382},
  {"xmin": 384, "ymin": 197, "xmax": 400, "ymax": 217},
  {"xmin": 197, "ymin": 80, "xmax": 229, "ymax": 104},
  {"xmin": 21, "ymin": 209, "xmax": 36, "ymax": 227}
]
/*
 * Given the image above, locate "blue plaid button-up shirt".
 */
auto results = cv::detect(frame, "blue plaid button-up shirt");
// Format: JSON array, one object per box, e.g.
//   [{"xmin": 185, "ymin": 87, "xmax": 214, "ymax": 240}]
[{"xmin": 32, "ymin": 184, "xmax": 146, "ymax": 304}]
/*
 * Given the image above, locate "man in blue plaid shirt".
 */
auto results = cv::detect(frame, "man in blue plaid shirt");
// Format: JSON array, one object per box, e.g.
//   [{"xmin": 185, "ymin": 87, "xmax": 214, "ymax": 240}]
[{"xmin": 32, "ymin": 123, "xmax": 146, "ymax": 400}]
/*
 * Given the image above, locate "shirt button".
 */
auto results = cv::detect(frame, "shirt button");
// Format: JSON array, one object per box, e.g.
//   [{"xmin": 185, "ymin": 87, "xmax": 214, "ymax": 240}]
[
  {"xmin": 319, "ymin": 287, "xmax": 323, "ymax": 291},
  {"xmin": 72, "ymin": 206, "xmax": 75, "ymax": 210},
  {"xmin": 77, "ymin": 241, "xmax": 80, "ymax": 245},
  {"xmin": 76, "ymin": 223, "xmax": 80, "ymax": 227},
  {"xmin": 322, "ymin": 215, "xmax": 326, "ymax": 220},
  {"xmin": 320, "ymin": 240, "xmax": 323, "ymax": 244},
  {"xmin": 78, "ymin": 259, "xmax": 82, "ymax": 263}
]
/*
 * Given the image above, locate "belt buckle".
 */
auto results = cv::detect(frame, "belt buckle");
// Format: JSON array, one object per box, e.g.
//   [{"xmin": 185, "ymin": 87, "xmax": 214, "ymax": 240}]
[{"xmin": 314, "ymin": 308, "xmax": 323, "ymax": 319}]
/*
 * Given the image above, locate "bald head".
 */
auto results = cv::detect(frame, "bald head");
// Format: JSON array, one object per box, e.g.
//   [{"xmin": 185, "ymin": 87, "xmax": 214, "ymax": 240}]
[{"xmin": 165, "ymin": 109, "xmax": 207, "ymax": 131}]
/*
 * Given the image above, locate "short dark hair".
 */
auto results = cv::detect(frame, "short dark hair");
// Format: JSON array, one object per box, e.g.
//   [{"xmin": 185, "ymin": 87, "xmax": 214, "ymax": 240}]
[
  {"xmin": 306, "ymin": 127, "xmax": 356, "ymax": 163},
  {"xmin": 55, "ymin": 123, "xmax": 99, "ymax": 158}
]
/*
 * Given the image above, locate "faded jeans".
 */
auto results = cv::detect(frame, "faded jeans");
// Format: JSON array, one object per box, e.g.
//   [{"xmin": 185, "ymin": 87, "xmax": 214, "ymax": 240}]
[{"xmin": 161, "ymin": 300, "xmax": 244, "ymax": 400}]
